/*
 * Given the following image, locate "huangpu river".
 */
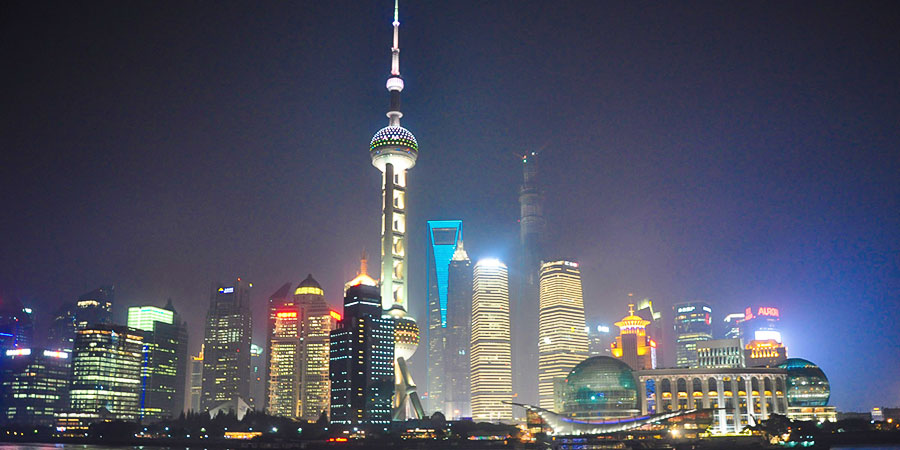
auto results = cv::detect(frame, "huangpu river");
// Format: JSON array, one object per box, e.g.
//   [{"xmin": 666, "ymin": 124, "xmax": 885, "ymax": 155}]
[{"xmin": 1, "ymin": 445, "xmax": 899, "ymax": 450}]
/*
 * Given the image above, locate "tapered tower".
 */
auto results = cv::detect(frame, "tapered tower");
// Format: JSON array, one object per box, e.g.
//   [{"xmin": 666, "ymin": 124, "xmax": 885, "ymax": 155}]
[{"xmin": 369, "ymin": 0, "xmax": 423, "ymax": 421}]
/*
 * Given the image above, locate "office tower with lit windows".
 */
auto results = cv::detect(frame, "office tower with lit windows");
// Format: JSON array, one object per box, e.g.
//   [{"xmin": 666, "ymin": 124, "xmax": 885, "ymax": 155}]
[
  {"xmin": 189, "ymin": 346, "xmax": 203, "ymax": 412},
  {"xmin": 368, "ymin": 1, "xmax": 422, "ymax": 421},
  {"xmin": 721, "ymin": 312, "xmax": 745, "ymax": 341},
  {"xmin": 127, "ymin": 301, "xmax": 189, "ymax": 420},
  {"xmin": 47, "ymin": 304, "xmax": 77, "ymax": 351},
  {"xmin": 611, "ymin": 304, "xmax": 657, "ymax": 370},
  {"xmin": 69, "ymin": 325, "xmax": 144, "ymax": 420},
  {"xmin": 265, "ymin": 283, "xmax": 300, "ymax": 417},
  {"xmin": 425, "ymin": 220, "xmax": 463, "ymax": 414},
  {"xmin": 672, "ymin": 301, "xmax": 713, "ymax": 368},
  {"xmin": 0, "ymin": 348, "xmax": 70, "ymax": 425},
  {"xmin": 444, "ymin": 240, "xmax": 473, "ymax": 419},
  {"xmin": 294, "ymin": 275, "xmax": 338, "ymax": 421},
  {"xmin": 329, "ymin": 260, "xmax": 394, "ymax": 429},
  {"xmin": 201, "ymin": 279, "xmax": 252, "ymax": 411},
  {"xmin": 740, "ymin": 306, "xmax": 783, "ymax": 343},
  {"xmin": 470, "ymin": 259, "xmax": 513, "ymax": 422},
  {"xmin": 74, "ymin": 285, "xmax": 114, "ymax": 329},
  {"xmin": 516, "ymin": 151, "xmax": 544, "ymax": 406},
  {"xmin": 537, "ymin": 260, "xmax": 589, "ymax": 411}
]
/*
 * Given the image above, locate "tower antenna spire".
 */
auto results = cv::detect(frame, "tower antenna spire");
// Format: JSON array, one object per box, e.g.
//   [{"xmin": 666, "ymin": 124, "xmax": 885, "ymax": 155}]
[{"xmin": 391, "ymin": 0, "xmax": 400, "ymax": 76}]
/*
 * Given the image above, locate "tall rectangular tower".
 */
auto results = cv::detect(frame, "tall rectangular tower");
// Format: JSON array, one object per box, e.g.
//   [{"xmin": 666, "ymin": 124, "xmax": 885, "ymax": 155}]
[
  {"xmin": 201, "ymin": 279, "xmax": 252, "ymax": 411},
  {"xmin": 470, "ymin": 259, "xmax": 513, "ymax": 422},
  {"xmin": 672, "ymin": 301, "xmax": 713, "ymax": 368},
  {"xmin": 295, "ymin": 275, "xmax": 337, "ymax": 421},
  {"xmin": 127, "ymin": 301, "xmax": 189, "ymax": 420},
  {"xmin": 70, "ymin": 325, "xmax": 144, "ymax": 420},
  {"xmin": 537, "ymin": 260, "xmax": 589, "ymax": 411},
  {"xmin": 425, "ymin": 220, "xmax": 462, "ymax": 414},
  {"xmin": 444, "ymin": 241, "xmax": 473, "ymax": 419},
  {"xmin": 265, "ymin": 283, "xmax": 299, "ymax": 417}
]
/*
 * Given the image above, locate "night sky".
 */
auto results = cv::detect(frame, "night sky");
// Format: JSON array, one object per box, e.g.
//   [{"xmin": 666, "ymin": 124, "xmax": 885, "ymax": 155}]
[{"xmin": 2, "ymin": 1, "xmax": 898, "ymax": 412}]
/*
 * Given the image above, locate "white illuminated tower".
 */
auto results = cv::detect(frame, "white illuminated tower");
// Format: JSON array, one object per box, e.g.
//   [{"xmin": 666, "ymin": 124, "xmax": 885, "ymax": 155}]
[{"xmin": 369, "ymin": 0, "xmax": 423, "ymax": 421}]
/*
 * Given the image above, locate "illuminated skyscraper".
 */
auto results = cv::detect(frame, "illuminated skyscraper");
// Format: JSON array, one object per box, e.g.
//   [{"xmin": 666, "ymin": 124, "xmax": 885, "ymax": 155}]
[
  {"xmin": 611, "ymin": 304, "xmax": 657, "ymax": 370},
  {"xmin": 0, "ymin": 298, "xmax": 33, "ymax": 352},
  {"xmin": 0, "ymin": 348, "xmax": 70, "ymax": 425},
  {"xmin": 367, "ymin": 0, "xmax": 422, "ymax": 420},
  {"xmin": 265, "ymin": 283, "xmax": 299, "ymax": 417},
  {"xmin": 470, "ymin": 259, "xmax": 513, "ymax": 422},
  {"xmin": 189, "ymin": 346, "xmax": 203, "ymax": 412},
  {"xmin": 294, "ymin": 274, "xmax": 337, "ymax": 421},
  {"xmin": 69, "ymin": 325, "xmax": 144, "ymax": 421},
  {"xmin": 444, "ymin": 240, "xmax": 473, "ymax": 419},
  {"xmin": 201, "ymin": 279, "xmax": 252, "ymax": 411},
  {"xmin": 249, "ymin": 343, "xmax": 264, "ymax": 410},
  {"xmin": 127, "ymin": 300, "xmax": 189, "ymax": 420},
  {"xmin": 631, "ymin": 296, "xmax": 664, "ymax": 366},
  {"xmin": 425, "ymin": 220, "xmax": 463, "ymax": 413},
  {"xmin": 516, "ymin": 151, "xmax": 544, "ymax": 406},
  {"xmin": 587, "ymin": 324, "xmax": 613, "ymax": 357},
  {"xmin": 537, "ymin": 260, "xmax": 589, "ymax": 411},
  {"xmin": 672, "ymin": 301, "xmax": 712, "ymax": 368},
  {"xmin": 329, "ymin": 259, "xmax": 394, "ymax": 429}
]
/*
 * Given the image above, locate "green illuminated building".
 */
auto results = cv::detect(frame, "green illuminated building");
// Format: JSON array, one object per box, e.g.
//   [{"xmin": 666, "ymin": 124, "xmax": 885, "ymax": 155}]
[{"xmin": 127, "ymin": 300, "xmax": 188, "ymax": 421}]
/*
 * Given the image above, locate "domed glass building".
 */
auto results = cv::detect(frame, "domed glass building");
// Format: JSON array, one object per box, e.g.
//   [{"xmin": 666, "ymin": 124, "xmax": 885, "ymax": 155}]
[
  {"xmin": 560, "ymin": 356, "xmax": 640, "ymax": 419},
  {"xmin": 778, "ymin": 358, "xmax": 830, "ymax": 407}
]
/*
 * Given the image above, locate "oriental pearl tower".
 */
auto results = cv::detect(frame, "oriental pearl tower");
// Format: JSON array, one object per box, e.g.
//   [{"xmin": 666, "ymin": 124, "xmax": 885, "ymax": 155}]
[{"xmin": 368, "ymin": 0, "xmax": 424, "ymax": 420}]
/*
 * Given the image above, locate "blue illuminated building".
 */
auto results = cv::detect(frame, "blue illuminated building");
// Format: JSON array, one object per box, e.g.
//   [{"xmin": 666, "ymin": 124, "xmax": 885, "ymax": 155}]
[{"xmin": 425, "ymin": 220, "xmax": 463, "ymax": 414}]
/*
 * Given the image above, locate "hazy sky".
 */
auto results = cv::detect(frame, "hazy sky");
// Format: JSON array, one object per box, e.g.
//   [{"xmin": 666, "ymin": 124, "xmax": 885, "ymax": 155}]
[{"xmin": 1, "ymin": 1, "xmax": 898, "ymax": 412}]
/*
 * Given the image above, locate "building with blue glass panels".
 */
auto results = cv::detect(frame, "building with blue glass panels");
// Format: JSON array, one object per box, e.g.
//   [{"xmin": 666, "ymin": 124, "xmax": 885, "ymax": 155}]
[{"xmin": 425, "ymin": 220, "xmax": 462, "ymax": 414}]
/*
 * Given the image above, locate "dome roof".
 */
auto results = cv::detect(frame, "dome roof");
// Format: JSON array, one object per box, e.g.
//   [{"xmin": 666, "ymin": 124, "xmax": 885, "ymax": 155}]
[
  {"xmin": 562, "ymin": 356, "xmax": 639, "ymax": 419},
  {"xmin": 778, "ymin": 358, "xmax": 830, "ymax": 407},
  {"xmin": 370, "ymin": 126, "xmax": 418, "ymax": 153},
  {"xmin": 295, "ymin": 274, "xmax": 323, "ymax": 296}
]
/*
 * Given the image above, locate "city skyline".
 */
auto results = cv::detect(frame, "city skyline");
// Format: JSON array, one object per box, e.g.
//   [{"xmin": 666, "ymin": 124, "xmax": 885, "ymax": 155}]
[{"xmin": 1, "ymin": 0, "xmax": 898, "ymax": 414}]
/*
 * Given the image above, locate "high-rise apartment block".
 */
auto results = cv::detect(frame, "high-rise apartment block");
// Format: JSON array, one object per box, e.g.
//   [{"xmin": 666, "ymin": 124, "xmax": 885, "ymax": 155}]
[
  {"xmin": 425, "ymin": 220, "xmax": 463, "ymax": 414},
  {"xmin": 329, "ymin": 265, "xmax": 394, "ymax": 429},
  {"xmin": 201, "ymin": 279, "xmax": 252, "ymax": 411},
  {"xmin": 444, "ymin": 241, "xmax": 473, "ymax": 419},
  {"xmin": 69, "ymin": 325, "xmax": 143, "ymax": 421},
  {"xmin": 127, "ymin": 301, "xmax": 189, "ymax": 420},
  {"xmin": 537, "ymin": 260, "xmax": 589, "ymax": 411},
  {"xmin": 672, "ymin": 301, "xmax": 713, "ymax": 368},
  {"xmin": 470, "ymin": 259, "xmax": 513, "ymax": 422}
]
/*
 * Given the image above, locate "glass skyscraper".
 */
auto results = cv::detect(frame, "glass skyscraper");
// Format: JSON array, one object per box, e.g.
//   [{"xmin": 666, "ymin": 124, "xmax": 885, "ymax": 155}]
[
  {"xmin": 425, "ymin": 219, "xmax": 462, "ymax": 414},
  {"xmin": 127, "ymin": 301, "xmax": 189, "ymax": 420},
  {"xmin": 672, "ymin": 301, "xmax": 713, "ymax": 368},
  {"xmin": 201, "ymin": 279, "xmax": 252, "ymax": 411},
  {"xmin": 444, "ymin": 241, "xmax": 473, "ymax": 419},
  {"xmin": 0, "ymin": 348, "xmax": 70, "ymax": 425},
  {"xmin": 69, "ymin": 325, "xmax": 144, "ymax": 420}
]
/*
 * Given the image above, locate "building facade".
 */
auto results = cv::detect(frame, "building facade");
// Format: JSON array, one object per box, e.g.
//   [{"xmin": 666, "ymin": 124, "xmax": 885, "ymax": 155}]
[
  {"xmin": 444, "ymin": 241, "xmax": 473, "ymax": 419},
  {"xmin": 537, "ymin": 260, "xmax": 589, "ymax": 411},
  {"xmin": 0, "ymin": 348, "xmax": 70, "ymax": 425},
  {"xmin": 74, "ymin": 286, "xmax": 114, "ymax": 329},
  {"xmin": 425, "ymin": 220, "xmax": 463, "ymax": 414},
  {"xmin": 672, "ymin": 302, "xmax": 713, "ymax": 368},
  {"xmin": 295, "ymin": 275, "xmax": 336, "ymax": 421},
  {"xmin": 470, "ymin": 259, "xmax": 513, "ymax": 422},
  {"xmin": 201, "ymin": 279, "xmax": 252, "ymax": 411},
  {"xmin": 744, "ymin": 339, "xmax": 787, "ymax": 367},
  {"xmin": 127, "ymin": 301, "xmax": 189, "ymax": 421},
  {"xmin": 611, "ymin": 304, "xmax": 657, "ymax": 370},
  {"xmin": 329, "ymin": 271, "xmax": 394, "ymax": 430},
  {"xmin": 69, "ymin": 325, "xmax": 144, "ymax": 421},
  {"xmin": 634, "ymin": 367, "xmax": 789, "ymax": 434},
  {"xmin": 696, "ymin": 338, "xmax": 745, "ymax": 368},
  {"xmin": 587, "ymin": 324, "xmax": 613, "ymax": 357},
  {"xmin": 265, "ymin": 283, "xmax": 300, "ymax": 417}
]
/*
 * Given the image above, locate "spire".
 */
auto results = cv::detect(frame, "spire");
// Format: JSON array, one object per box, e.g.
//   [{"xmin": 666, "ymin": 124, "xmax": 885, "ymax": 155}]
[
  {"xmin": 359, "ymin": 249, "xmax": 369, "ymax": 276},
  {"xmin": 452, "ymin": 239, "xmax": 470, "ymax": 261},
  {"xmin": 391, "ymin": 0, "xmax": 400, "ymax": 76}
]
